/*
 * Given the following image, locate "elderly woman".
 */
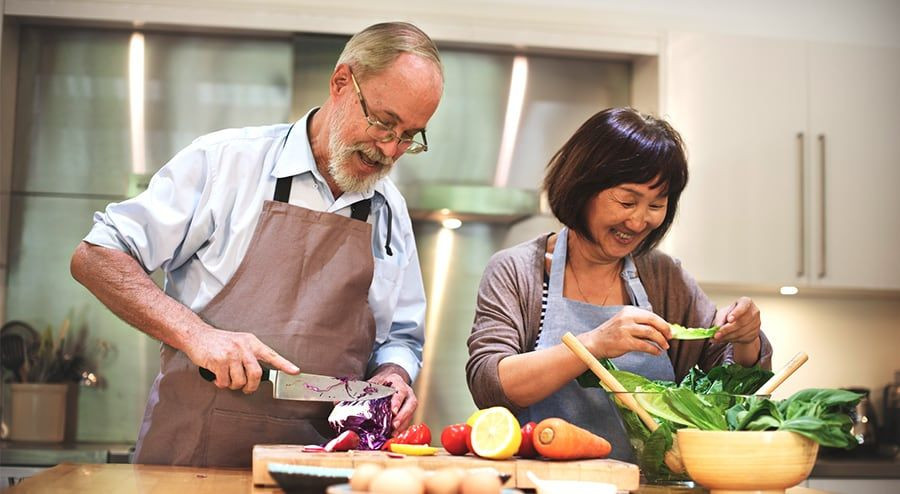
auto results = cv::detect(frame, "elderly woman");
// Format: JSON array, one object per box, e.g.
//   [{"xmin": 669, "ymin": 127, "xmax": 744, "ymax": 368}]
[{"xmin": 466, "ymin": 107, "xmax": 772, "ymax": 461}]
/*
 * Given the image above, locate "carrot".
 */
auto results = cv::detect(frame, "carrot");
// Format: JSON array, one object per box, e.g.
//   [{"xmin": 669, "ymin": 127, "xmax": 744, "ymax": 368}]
[{"xmin": 532, "ymin": 418, "xmax": 612, "ymax": 460}]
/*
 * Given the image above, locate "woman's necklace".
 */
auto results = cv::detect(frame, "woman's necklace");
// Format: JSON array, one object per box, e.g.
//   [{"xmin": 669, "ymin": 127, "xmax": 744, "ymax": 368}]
[{"xmin": 567, "ymin": 236, "xmax": 622, "ymax": 306}]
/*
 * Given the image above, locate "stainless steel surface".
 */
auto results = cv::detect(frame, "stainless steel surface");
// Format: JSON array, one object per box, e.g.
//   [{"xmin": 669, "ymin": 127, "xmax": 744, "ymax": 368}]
[
  {"xmin": 403, "ymin": 184, "xmax": 539, "ymax": 223},
  {"xmin": 797, "ymin": 131, "xmax": 805, "ymax": 278},
  {"xmin": 5, "ymin": 25, "xmax": 292, "ymax": 442},
  {"xmin": 271, "ymin": 372, "xmax": 394, "ymax": 402},
  {"xmin": 818, "ymin": 133, "xmax": 827, "ymax": 279},
  {"xmin": 847, "ymin": 387, "xmax": 880, "ymax": 453}
]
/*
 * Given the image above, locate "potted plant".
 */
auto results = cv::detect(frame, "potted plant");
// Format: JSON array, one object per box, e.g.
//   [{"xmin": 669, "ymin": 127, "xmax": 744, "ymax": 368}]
[{"xmin": 1, "ymin": 317, "xmax": 108, "ymax": 442}]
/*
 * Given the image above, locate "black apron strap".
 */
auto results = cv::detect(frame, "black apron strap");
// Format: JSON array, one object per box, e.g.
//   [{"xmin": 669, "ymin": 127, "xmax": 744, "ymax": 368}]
[
  {"xmin": 350, "ymin": 199, "xmax": 372, "ymax": 222},
  {"xmin": 273, "ymin": 119, "xmax": 371, "ymax": 223},
  {"xmin": 273, "ymin": 176, "xmax": 292, "ymax": 203},
  {"xmin": 275, "ymin": 176, "xmax": 371, "ymax": 225},
  {"xmin": 273, "ymin": 122, "xmax": 296, "ymax": 203}
]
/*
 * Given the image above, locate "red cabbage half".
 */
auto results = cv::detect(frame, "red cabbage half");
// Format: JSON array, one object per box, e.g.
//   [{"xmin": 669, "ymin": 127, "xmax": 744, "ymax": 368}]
[{"xmin": 328, "ymin": 396, "xmax": 393, "ymax": 450}]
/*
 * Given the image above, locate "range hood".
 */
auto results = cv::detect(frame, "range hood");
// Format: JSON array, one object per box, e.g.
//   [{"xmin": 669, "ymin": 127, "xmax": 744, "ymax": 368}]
[{"xmin": 400, "ymin": 184, "xmax": 539, "ymax": 224}]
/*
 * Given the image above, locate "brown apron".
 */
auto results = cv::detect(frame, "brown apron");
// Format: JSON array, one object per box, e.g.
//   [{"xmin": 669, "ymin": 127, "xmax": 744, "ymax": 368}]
[{"xmin": 133, "ymin": 169, "xmax": 378, "ymax": 467}]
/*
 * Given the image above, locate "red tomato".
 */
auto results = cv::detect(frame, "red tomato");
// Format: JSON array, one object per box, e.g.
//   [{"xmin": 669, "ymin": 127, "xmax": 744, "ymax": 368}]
[
  {"xmin": 517, "ymin": 421, "xmax": 538, "ymax": 458},
  {"xmin": 393, "ymin": 423, "xmax": 432, "ymax": 445},
  {"xmin": 440, "ymin": 423, "xmax": 471, "ymax": 456}
]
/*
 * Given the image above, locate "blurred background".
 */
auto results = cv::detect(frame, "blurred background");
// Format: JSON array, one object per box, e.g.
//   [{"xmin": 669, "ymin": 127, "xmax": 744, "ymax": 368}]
[{"xmin": 0, "ymin": 2, "xmax": 898, "ymax": 488}]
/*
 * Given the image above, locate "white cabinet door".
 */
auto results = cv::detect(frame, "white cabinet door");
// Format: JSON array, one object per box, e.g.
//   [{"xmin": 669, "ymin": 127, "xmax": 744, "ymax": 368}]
[
  {"xmin": 662, "ymin": 32, "xmax": 808, "ymax": 286},
  {"xmin": 808, "ymin": 43, "xmax": 900, "ymax": 291}
]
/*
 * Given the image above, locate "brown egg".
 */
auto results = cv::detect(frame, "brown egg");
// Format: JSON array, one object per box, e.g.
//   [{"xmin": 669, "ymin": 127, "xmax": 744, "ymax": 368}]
[
  {"xmin": 350, "ymin": 463, "xmax": 383, "ymax": 492},
  {"xmin": 424, "ymin": 467, "xmax": 465, "ymax": 494},
  {"xmin": 460, "ymin": 471, "xmax": 502, "ymax": 494},
  {"xmin": 405, "ymin": 466, "xmax": 427, "ymax": 481},
  {"xmin": 368, "ymin": 467, "xmax": 425, "ymax": 494}
]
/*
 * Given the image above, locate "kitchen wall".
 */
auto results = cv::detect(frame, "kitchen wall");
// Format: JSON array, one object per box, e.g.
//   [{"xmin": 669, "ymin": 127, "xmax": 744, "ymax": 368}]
[
  {"xmin": 2, "ymin": 0, "xmax": 898, "ymax": 440},
  {"xmin": 703, "ymin": 290, "xmax": 900, "ymax": 418}
]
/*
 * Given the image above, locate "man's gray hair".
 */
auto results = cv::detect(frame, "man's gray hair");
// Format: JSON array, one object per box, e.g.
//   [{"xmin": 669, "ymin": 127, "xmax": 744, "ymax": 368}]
[{"xmin": 337, "ymin": 22, "xmax": 443, "ymax": 80}]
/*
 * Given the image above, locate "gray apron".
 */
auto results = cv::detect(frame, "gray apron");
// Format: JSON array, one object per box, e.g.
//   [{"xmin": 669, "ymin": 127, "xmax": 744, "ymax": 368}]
[
  {"xmin": 518, "ymin": 228, "xmax": 674, "ymax": 462},
  {"xmin": 134, "ymin": 128, "xmax": 378, "ymax": 467}
]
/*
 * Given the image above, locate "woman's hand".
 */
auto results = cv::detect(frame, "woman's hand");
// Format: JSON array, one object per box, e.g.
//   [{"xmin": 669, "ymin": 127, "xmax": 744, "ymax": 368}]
[
  {"xmin": 713, "ymin": 296, "xmax": 762, "ymax": 365},
  {"xmin": 583, "ymin": 306, "xmax": 672, "ymax": 359}
]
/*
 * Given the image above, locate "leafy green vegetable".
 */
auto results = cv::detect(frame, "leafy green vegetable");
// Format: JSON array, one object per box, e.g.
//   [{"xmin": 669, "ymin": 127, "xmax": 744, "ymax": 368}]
[
  {"xmin": 685, "ymin": 363, "xmax": 774, "ymax": 395},
  {"xmin": 719, "ymin": 389, "xmax": 859, "ymax": 448},
  {"xmin": 665, "ymin": 388, "xmax": 729, "ymax": 430},
  {"xmin": 577, "ymin": 360, "xmax": 861, "ymax": 480},
  {"xmin": 634, "ymin": 392, "xmax": 694, "ymax": 427},
  {"xmin": 670, "ymin": 323, "xmax": 720, "ymax": 340},
  {"xmin": 639, "ymin": 422, "xmax": 674, "ymax": 479}
]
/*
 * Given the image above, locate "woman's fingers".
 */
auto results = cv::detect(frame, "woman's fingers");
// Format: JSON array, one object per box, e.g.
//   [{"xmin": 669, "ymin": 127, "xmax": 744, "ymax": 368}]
[
  {"xmin": 715, "ymin": 297, "xmax": 760, "ymax": 344},
  {"xmin": 632, "ymin": 324, "xmax": 670, "ymax": 350}
]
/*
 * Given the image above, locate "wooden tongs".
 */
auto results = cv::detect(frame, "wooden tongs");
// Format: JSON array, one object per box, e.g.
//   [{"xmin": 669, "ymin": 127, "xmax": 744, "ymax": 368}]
[{"xmin": 561, "ymin": 332, "xmax": 686, "ymax": 474}]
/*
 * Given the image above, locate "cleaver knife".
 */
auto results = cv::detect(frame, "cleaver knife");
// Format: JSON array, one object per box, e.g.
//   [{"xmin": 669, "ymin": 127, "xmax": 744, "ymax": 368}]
[{"xmin": 199, "ymin": 367, "xmax": 395, "ymax": 402}]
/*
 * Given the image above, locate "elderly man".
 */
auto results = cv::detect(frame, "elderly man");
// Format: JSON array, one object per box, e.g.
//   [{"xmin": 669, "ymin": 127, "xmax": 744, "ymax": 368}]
[{"xmin": 70, "ymin": 22, "xmax": 443, "ymax": 467}]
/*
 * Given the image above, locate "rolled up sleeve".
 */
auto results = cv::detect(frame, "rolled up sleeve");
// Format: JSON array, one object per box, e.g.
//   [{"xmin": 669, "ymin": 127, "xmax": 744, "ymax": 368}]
[{"xmin": 84, "ymin": 145, "xmax": 213, "ymax": 273}]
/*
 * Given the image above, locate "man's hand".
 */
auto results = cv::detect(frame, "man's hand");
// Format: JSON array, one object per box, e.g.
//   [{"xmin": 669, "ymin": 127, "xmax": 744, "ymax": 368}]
[
  {"xmin": 184, "ymin": 327, "xmax": 299, "ymax": 394},
  {"xmin": 369, "ymin": 363, "xmax": 416, "ymax": 432}
]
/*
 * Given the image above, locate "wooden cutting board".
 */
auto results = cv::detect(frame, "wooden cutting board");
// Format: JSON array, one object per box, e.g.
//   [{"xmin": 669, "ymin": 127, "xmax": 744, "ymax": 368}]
[{"xmin": 252, "ymin": 445, "xmax": 640, "ymax": 491}]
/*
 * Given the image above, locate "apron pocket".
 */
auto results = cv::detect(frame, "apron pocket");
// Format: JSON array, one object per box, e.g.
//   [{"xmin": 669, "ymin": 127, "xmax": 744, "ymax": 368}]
[{"xmin": 204, "ymin": 408, "xmax": 330, "ymax": 468}]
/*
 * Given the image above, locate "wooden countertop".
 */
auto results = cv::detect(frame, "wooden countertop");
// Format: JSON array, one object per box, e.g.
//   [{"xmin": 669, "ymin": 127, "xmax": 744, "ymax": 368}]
[
  {"xmin": 6, "ymin": 463, "xmax": 275, "ymax": 494},
  {"xmin": 5, "ymin": 463, "xmax": 833, "ymax": 493}
]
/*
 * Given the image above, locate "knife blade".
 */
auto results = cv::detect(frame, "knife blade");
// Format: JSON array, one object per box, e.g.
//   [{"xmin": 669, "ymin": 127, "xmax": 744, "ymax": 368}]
[{"xmin": 198, "ymin": 367, "xmax": 395, "ymax": 402}]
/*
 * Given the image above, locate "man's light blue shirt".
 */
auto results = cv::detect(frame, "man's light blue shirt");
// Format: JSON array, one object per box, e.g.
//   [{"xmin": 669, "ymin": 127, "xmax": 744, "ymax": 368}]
[{"xmin": 85, "ymin": 109, "xmax": 426, "ymax": 381}]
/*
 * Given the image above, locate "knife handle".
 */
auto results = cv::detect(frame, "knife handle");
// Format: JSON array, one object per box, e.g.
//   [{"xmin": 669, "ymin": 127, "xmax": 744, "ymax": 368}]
[{"xmin": 198, "ymin": 367, "xmax": 271, "ymax": 382}]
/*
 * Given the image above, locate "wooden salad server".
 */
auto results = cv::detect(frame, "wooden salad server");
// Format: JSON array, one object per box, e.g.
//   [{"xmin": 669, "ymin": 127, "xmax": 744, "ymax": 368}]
[
  {"xmin": 561, "ymin": 332, "xmax": 686, "ymax": 474},
  {"xmin": 755, "ymin": 351, "xmax": 809, "ymax": 396}
]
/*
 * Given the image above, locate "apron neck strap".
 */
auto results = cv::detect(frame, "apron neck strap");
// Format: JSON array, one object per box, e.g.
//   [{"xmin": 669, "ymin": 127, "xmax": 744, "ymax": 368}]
[
  {"xmin": 548, "ymin": 227, "xmax": 569, "ymax": 297},
  {"xmin": 271, "ymin": 120, "xmax": 373, "ymax": 223},
  {"xmin": 272, "ymin": 175, "xmax": 372, "ymax": 224}
]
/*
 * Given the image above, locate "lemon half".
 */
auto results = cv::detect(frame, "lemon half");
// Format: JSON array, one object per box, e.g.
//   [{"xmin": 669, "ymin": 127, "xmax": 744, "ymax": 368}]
[{"xmin": 469, "ymin": 406, "xmax": 522, "ymax": 460}]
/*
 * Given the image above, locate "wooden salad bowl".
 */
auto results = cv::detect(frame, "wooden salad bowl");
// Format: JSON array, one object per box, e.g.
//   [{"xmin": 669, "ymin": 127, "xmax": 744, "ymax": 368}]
[{"xmin": 676, "ymin": 430, "xmax": 819, "ymax": 494}]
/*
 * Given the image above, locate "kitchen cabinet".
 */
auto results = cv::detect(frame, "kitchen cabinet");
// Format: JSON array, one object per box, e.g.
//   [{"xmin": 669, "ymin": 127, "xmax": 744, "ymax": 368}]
[{"xmin": 662, "ymin": 32, "xmax": 900, "ymax": 291}]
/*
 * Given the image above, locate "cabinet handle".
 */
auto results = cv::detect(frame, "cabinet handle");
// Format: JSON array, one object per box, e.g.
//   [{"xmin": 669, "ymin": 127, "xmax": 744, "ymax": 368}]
[
  {"xmin": 797, "ymin": 132, "xmax": 805, "ymax": 278},
  {"xmin": 818, "ymin": 134, "xmax": 826, "ymax": 279}
]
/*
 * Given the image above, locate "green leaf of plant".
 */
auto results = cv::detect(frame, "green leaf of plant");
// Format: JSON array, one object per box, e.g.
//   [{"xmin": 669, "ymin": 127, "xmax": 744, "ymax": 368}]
[
  {"xmin": 670, "ymin": 323, "xmax": 720, "ymax": 340},
  {"xmin": 639, "ymin": 421, "xmax": 674, "ymax": 479},
  {"xmin": 665, "ymin": 388, "xmax": 728, "ymax": 430}
]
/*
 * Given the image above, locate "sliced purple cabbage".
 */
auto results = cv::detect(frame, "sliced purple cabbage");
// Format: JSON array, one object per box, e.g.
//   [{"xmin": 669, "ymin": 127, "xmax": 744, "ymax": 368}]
[{"xmin": 328, "ymin": 395, "xmax": 393, "ymax": 450}]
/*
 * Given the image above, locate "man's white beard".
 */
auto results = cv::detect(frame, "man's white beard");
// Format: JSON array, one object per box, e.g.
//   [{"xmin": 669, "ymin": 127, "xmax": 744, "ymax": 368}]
[{"xmin": 327, "ymin": 114, "xmax": 395, "ymax": 194}]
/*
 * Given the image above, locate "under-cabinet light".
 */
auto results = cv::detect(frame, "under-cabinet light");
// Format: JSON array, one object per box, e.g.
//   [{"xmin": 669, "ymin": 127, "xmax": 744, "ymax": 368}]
[{"xmin": 441, "ymin": 218, "xmax": 462, "ymax": 230}]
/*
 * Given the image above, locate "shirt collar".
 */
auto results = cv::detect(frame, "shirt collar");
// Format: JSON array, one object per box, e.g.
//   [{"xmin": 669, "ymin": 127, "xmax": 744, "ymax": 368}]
[{"xmin": 272, "ymin": 107, "xmax": 386, "ymax": 206}]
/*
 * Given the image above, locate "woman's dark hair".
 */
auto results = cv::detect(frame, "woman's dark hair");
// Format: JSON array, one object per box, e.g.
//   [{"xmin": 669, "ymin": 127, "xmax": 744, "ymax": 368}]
[{"xmin": 543, "ymin": 107, "xmax": 688, "ymax": 257}]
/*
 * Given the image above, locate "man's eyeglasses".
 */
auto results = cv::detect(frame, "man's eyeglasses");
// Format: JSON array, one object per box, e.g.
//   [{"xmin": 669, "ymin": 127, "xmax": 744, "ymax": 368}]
[{"xmin": 350, "ymin": 70, "xmax": 428, "ymax": 154}]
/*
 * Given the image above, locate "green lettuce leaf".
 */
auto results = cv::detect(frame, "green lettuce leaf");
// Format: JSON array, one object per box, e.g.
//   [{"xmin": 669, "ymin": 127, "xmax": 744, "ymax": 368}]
[{"xmin": 670, "ymin": 323, "xmax": 719, "ymax": 340}]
